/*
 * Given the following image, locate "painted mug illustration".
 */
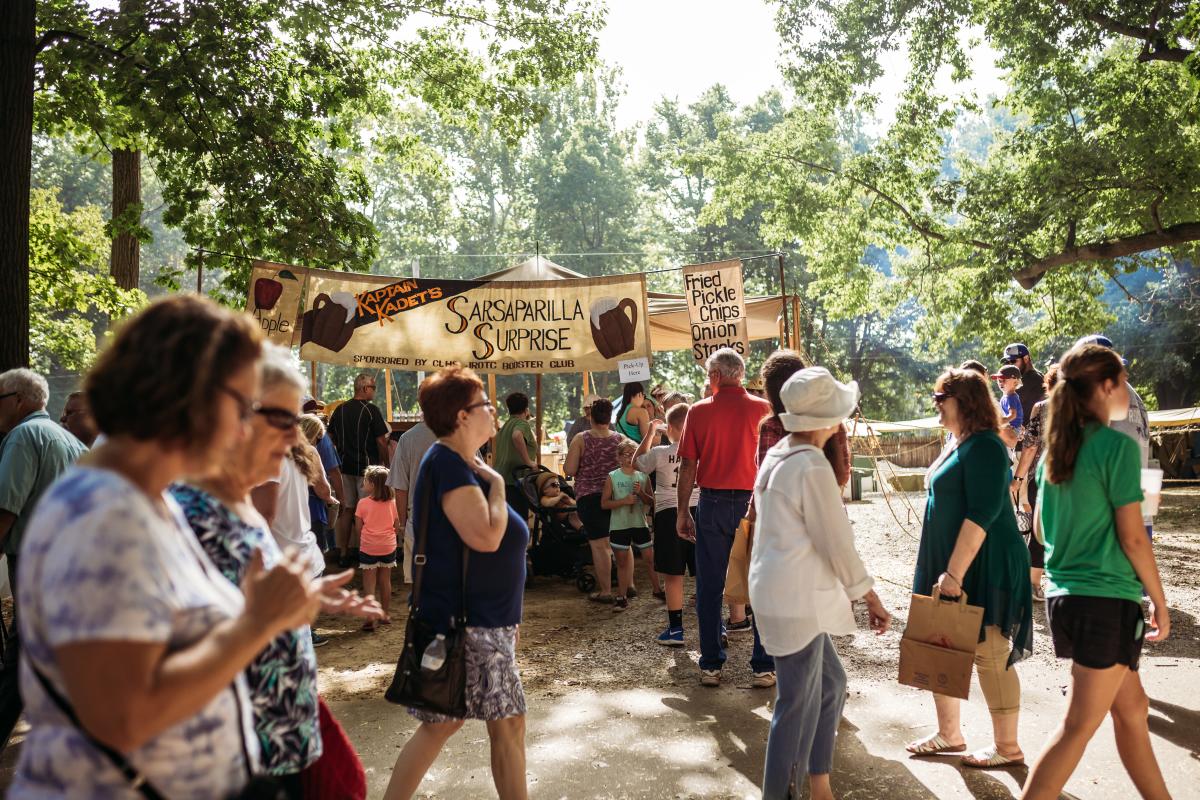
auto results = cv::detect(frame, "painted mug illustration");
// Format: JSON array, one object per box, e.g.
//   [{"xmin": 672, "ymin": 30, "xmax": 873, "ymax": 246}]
[
  {"xmin": 301, "ymin": 293, "xmax": 357, "ymax": 353},
  {"xmin": 589, "ymin": 297, "xmax": 638, "ymax": 359}
]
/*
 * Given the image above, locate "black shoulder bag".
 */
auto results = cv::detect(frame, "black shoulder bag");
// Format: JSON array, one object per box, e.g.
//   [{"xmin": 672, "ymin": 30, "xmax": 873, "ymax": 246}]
[{"xmin": 384, "ymin": 459, "xmax": 470, "ymax": 717}]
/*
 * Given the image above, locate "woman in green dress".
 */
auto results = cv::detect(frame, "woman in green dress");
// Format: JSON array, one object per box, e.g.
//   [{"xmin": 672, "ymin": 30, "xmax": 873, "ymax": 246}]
[{"xmin": 906, "ymin": 368, "xmax": 1033, "ymax": 769}]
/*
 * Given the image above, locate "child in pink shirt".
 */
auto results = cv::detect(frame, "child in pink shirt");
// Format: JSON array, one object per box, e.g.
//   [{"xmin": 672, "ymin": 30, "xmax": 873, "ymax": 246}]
[{"xmin": 355, "ymin": 465, "xmax": 398, "ymax": 631}]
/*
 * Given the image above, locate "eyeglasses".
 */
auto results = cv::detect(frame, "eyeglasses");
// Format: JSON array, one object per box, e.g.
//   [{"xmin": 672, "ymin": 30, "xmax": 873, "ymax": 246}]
[
  {"xmin": 464, "ymin": 400, "xmax": 494, "ymax": 412},
  {"xmin": 219, "ymin": 385, "xmax": 256, "ymax": 421},
  {"xmin": 545, "ymin": 481, "xmax": 560, "ymax": 488},
  {"xmin": 256, "ymin": 405, "xmax": 302, "ymax": 430},
  {"xmin": 932, "ymin": 392, "xmax": 954, "ymax": 404}
]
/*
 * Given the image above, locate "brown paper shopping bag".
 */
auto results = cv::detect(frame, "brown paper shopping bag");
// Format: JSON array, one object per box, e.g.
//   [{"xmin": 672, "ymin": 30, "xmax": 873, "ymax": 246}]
[
  {"xmin": 898, "ymin": 590, "xmax": 984, "ymax": 700},
  {"xmin": 723, "ymin": 519, "xmax": 752, "ymax": 605}
]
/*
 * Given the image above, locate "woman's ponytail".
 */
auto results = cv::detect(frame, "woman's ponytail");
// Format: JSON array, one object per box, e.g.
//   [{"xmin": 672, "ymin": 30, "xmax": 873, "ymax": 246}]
[{"xmin": 1042, "ymin": 344, "xmax": 1125, "ymax": 484}]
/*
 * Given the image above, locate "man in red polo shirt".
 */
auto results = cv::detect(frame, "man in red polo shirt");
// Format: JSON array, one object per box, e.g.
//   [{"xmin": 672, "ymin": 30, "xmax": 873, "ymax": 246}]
[{"xmin": 677, "ymin": 348, "xmax": 775, "ymax": 687}]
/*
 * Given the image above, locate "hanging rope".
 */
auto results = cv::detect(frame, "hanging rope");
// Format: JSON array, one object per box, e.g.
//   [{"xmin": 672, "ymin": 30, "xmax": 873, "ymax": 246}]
[{"xmin": 849, "ymin": 413, "xmax": 924, "ymax": 542}]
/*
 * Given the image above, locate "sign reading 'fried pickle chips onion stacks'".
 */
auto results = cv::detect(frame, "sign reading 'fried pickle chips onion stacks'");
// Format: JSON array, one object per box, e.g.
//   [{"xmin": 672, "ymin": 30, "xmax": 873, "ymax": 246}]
[
  {"xmin": 682, "ymin": 259, "xmax": 749, "ymax": 363},
  {"xmin": 294, "ymin": 269, "xmax": 652, "ymax": 375},
  {"xmin": 245, "ymin": 261, "xmax": 309, "ymax": 345}
]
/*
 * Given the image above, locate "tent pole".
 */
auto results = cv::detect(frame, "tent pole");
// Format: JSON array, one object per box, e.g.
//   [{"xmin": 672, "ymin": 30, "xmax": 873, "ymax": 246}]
[
  {"xmin": 777, "ymin": 252, "xmax": 789, "ymax": 349},
  {"xmin": 309, "ymin": 362, "xmax": 317, "ymax": 400},
  {"xmin": 385, "ymin": 368, "xmax": 394, "ymax": 422},
  {"xmin": 487, "ymin": 373, "xmax": 497, "ymax": 464},
  {"xmin": 791, "ymin": 296, "xmax": 802, "ymax": 360},
  {"xmin": 535, "ymin": 374, "xmax": 544, "ymax": 466}
]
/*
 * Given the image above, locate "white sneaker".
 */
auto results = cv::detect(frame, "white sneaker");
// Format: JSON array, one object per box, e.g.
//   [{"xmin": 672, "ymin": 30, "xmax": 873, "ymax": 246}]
[{"xmin": 751, "ymin": 671, "xmax": 777, "ymax": 689}]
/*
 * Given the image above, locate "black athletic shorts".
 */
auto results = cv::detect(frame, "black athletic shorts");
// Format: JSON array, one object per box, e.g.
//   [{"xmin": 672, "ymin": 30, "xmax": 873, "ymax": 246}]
[
  {"xmin": 653, "ymin": 507, "xmax": 697, "ymax": 576},
  {"xmin": 575, "ymin": 493, "xmax": 611, "ymax": 542},
  {"xmin": 610, "ymin": 527, "xmax": 652, "ymax": 551},
  {"xmin": 1047, "ymin": 595, "xmax": 1146, "ymax": 671}
]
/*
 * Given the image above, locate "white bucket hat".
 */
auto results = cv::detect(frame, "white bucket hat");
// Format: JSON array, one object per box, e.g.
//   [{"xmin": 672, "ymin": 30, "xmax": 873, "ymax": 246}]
[{"xmin": 778, "ymin": 367, "xmax": 859, "ymax": 432}]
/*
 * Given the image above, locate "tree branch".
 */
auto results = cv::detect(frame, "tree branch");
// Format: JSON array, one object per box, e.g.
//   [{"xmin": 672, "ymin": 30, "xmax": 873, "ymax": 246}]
[
  {"xmin": 1056, "ymin": 1, "xmax": 1192, "ymax": 62},
  {"xmin": 1015, "ymin": 222, "xmax": 1200, "ymax": 289}
]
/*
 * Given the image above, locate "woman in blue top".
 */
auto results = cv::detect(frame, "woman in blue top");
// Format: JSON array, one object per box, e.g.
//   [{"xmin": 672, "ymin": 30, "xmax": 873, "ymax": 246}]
[
  {"xmin": 385, "ymin": 366, "xmax": 530, "ymax": 800},
  {"xmin": 1022, "ymin": 344, "xmax": 1172, "ymax": 800},
  {"xmin": 615, "ymin": 381, "xmax": 651, "ymax": 442}
]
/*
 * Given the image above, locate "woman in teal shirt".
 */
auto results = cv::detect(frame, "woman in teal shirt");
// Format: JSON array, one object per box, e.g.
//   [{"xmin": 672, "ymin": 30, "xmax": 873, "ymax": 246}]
[
  {"xmin": 907, "ymin": 368, "xmax": 1032, "ymax": 769},
  {"xmin": 614, "ymin": 382, "xmax": 650, "ymax": 442},
  {"xmin": 1022, "ymin": 344, "xmax": 1172, "ymax": 800}
]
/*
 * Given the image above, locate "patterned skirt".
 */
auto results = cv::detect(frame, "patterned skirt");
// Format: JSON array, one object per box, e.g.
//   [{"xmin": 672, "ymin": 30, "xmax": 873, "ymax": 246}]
[{"xmin": 408, "ymin": 625, "xmax": 526, "ymax": 723}]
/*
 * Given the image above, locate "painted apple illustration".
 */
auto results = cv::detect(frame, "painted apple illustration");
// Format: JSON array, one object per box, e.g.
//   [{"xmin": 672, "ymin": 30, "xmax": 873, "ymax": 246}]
[
  {"xmin": 252, "ymin": 269, "xmax": 298, "ymax": 312},
  {"xmin": 254, "ymin": 277, "xmax": 283, "ymax": 311}
]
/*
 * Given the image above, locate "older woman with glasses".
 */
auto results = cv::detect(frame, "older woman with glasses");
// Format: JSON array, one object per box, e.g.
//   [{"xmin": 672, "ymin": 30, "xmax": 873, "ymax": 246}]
[
  {"xmin": 9, "ymin": 296, "xmax": 326, "ymax": 798},
  {"xmin": 906, "ymin": 368, "xmax": 1033, "ymax": 769},
  {"xmin": 171, "ymin": 344, "xmax": 381, "ymax": 795},
  {"xmin": 385, "ymin": 367, "xmax": 530, "ymax": 800}
]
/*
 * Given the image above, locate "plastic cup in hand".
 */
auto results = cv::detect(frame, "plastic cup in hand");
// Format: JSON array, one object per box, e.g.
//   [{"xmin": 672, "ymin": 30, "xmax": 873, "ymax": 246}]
[{"xmin": 1140, "ymin": 468, "xmax": 1163, "ymax": 517}]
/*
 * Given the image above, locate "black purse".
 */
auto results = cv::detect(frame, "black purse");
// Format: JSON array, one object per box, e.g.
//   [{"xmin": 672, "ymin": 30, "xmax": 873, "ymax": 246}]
[{"xmin": 384, "ymin": 461, "xmax": 470, "ymax": 717}]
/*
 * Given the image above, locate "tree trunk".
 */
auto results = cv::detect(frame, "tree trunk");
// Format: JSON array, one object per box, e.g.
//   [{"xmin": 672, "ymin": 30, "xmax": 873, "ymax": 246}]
[
  {"xmin": 110, "ymin": 147, "xmax": 141, "ymax": 290},
  {"xmin": 0, "ymin": 1, "xmax": 35, "ymax": 370}
]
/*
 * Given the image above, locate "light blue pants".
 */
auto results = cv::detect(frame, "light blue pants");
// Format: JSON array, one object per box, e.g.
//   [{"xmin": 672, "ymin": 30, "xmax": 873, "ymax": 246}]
[{"xmin": 762, "ymin": 634, "xmax": 847, "ymax": 799}]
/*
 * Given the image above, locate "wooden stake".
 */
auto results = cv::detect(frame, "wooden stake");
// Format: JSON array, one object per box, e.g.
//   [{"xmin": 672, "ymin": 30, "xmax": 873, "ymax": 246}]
[
  {"xmin": 487, "ymin": 373, "xmax": 497, "ymax": 464},
  {"xmin": 791, "ymin": 296, "xmax": 802, "ymax": 358},
  {"xmin": 309, "ymin": 362, "xmax": 317, "ymax": 400},
  {"xmin": 535, "ymin": 373, "xmax": 544, "ymax": 466}
]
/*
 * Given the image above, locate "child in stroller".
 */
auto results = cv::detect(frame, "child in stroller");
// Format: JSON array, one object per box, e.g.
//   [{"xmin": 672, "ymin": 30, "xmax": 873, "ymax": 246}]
[
  {"xmin": 536, "ymin": 472, "xmax": 584, "ymax": 533},
  {"xmin": 516, "ymin": 465, "xmax": 596, "ymax": 593}
]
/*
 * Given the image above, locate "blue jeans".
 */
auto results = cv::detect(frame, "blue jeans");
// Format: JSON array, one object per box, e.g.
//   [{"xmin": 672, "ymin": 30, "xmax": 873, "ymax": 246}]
[
  {"xmin": 694, "ymin": 489, "xmax": 773, "ymax": 673},
  {"xmin": 762, "ymin": 634, "xmax": 847, "ymax": 799}
]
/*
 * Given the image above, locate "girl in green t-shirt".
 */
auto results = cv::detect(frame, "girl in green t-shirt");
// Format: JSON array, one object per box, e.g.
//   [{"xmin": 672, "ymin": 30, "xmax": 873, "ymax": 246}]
[
  {"xmin": 601, "ymin": 439, "xmax": 657, "ymax": 612},
  {"xmin": 1023, "ymin": 343, "xmax": 1172, "ymax": 800}
]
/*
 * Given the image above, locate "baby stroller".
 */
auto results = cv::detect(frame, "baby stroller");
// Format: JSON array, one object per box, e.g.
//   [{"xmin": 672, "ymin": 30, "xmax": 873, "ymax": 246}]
[{"xmin": 514, "ymin": 465, "xmax": 595, "ymax": 593}]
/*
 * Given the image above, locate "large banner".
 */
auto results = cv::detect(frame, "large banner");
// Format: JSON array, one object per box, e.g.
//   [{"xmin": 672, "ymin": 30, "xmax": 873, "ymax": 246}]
[
  {"xmin": 245, "ymin": 261, "xmax": 309, "ymax": 345},
  {"xmin": 682, "ymin": 259, "xmax": 749, "ymax": 363},
  {"xmin": 293, "ymin": 270, "xmax": 651, "ymax": 374}
]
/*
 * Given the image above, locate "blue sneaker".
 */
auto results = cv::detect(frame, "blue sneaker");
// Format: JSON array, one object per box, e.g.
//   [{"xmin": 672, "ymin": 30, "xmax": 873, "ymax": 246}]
[{"xmin": 656, "ymin": 627, "xmax": 684, "ymax": 647}]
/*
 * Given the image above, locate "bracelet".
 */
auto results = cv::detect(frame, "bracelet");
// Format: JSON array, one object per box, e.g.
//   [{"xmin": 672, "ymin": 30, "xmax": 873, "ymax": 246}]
[{"xmin": 943, "ymin": 571, "xmax": 961, "ymax": 585}]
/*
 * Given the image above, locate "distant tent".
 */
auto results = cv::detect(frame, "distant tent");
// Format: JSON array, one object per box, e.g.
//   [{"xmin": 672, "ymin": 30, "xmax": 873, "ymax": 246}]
[{"xmin": 477, "ymin": 256, "xmax": 787, "ymax": 353}]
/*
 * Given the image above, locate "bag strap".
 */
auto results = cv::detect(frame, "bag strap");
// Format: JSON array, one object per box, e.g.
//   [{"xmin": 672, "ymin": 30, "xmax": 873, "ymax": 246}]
[
  {"xmin": 30, "ymin": 663, "xmax": 169, "ymax": 800},
  {"xmin": 409, "ymin": 449, "xmax": 471, "ymax": 624}
]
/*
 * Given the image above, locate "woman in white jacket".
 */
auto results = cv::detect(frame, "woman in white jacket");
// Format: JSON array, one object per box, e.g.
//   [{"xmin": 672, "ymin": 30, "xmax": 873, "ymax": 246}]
[{"xmin": 750, "ymin": 368, "xmax": 891, "ymax": 800}]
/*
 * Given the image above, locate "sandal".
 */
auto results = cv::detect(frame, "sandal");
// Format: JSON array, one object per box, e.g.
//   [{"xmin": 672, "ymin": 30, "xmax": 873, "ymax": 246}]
[
  {"xmin": 906, "ymin": 733, "xmax": 967, "ymax": 756},
  {"xmin": 361, "ymin": 621, "xmax": 376, "ymax": 633},
  {"xmin": 379, "ymin": 617, "xmax": 392, "ymax": 626},
  {"xmin": 961, "ymin": 747, "xmax": 1024, "ymax": 769},
  {"xmin": 588, "ymin": 592, "xmax": 615, "ymax": 604},
  {"xmin": 652, "ymin": 589, "xmax": 667, "ymax": 602}
]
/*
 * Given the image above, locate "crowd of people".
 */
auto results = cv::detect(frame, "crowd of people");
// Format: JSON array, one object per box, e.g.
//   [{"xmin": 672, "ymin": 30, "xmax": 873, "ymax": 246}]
[{"xmin": 0, "ymin": 291, "xmax": 1177, "ymax": 800}]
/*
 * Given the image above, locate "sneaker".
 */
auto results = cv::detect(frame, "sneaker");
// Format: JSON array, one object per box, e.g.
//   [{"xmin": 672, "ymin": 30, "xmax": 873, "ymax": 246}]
[
  {"xmin": 311, "ymin": 633, "xmax": 330, "ymax": 647},
  {"xmin": 726, "ymin": 617, "xmax": 753, "ymax": 634},
  {"xmin": 700, "ymin": 668, "xmax": 722, "ymax": 687},
  {"xmin": 612, "ymin": 596, "xmax": 629, "ymax": 613},
  {"xmin": 751, "ymin": 671, "xmax": 777, "ymax": 689},
  {"xmin": 656, "ymin": 627, "xmax": 685, "ymax": 647},
  {"xmin": 625, "ymin": 587, "xmax": 638, "ymax": 599}
]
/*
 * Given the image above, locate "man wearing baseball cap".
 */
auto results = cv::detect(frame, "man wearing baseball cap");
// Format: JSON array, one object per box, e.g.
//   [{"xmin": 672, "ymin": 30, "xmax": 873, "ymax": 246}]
[
  {"xmin": 1001, "ymin": 343, "xmax": 1045, "ymax": 425},
  {"xmin": 1074, "ymin": 335, "xmax": 1154, "ymax": 537}
]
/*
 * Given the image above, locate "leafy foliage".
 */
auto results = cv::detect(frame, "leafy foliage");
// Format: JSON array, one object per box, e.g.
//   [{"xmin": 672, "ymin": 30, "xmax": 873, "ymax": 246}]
[{"xmin": 28, "ymin": 188, "xmax": 145, "ymax": 372}]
